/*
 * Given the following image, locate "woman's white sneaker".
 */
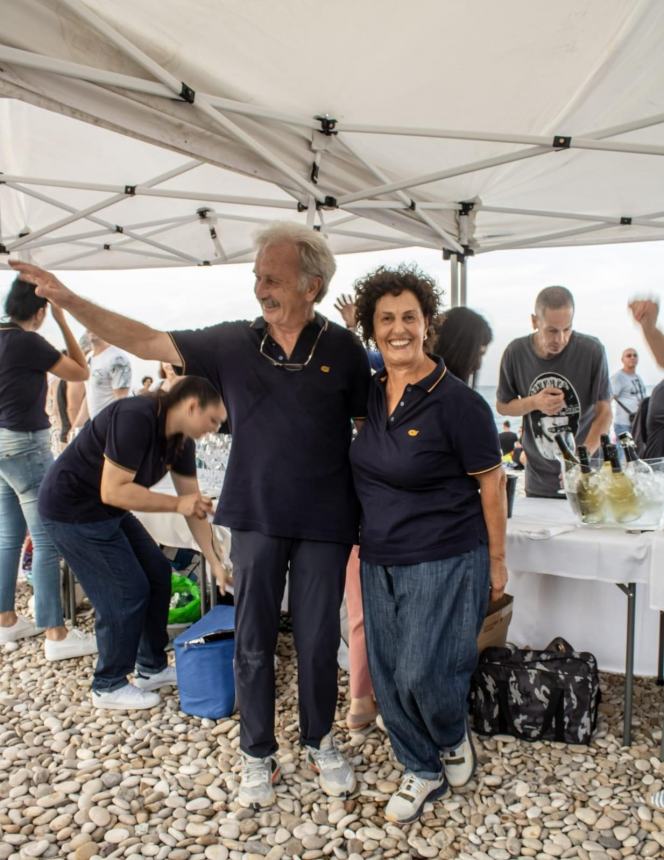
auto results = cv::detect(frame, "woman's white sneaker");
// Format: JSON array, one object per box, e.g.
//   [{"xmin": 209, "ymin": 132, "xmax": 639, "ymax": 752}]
[
  {"xmin": 0, "ymin": 616, "xmax": 42, "ymax": 644},
  {"xmin": 442, "ymin": 725, "xmax": 477, "ymax": 788},
  {"xmin": 91, "ymin": 683, "xmax": 160, "ymax": 710},
  {"xmin": 134, "ymin": 665, "xmax": 177, "ymax": 691},
  {"xmin": 305, "ymin": 733, "xmax": 356, "ymax": 797},
  {"xmin": 238, "ymin": 754, "xmax": 281, "ymax": 808},
  {"xmin": 385, "ymin": 771, "xmax": 448, "ymax": 823},
  {"xmin": 44, "ymin": 628, "xmax": 97, "ymax": 661}
]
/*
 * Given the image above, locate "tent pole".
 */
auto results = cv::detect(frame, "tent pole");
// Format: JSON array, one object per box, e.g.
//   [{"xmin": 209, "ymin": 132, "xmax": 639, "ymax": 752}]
[
  {"xmin": 483, "ymin": 222, "xmax": 621, "ymax": 252},
  {"xmin": 459, "ymin": 258, "xmax": 468, "ymax": 306},
  {"xmin": 337, "ymin": 121, "xmax": 664, "ymax": 157},
  {"xmin": 338, "ymin": 146, "xmax": 550, "ymax": 206},
  {"xmin": 338, "ymin": 134, "xmax": 462, "ymax": 251},
  {"xmin": 450, "ymin": 255, "xmax": 459, "ymax": 307}
]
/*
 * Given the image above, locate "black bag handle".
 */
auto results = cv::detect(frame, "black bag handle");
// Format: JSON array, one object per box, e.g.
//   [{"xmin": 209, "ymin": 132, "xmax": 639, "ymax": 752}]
[{"xmin": 497, "ymin": 682, "xmax": 565, "ymax": 742}]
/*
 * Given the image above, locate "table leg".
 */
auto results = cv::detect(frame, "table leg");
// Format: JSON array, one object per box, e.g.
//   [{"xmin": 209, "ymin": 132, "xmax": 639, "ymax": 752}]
[
  {"xmin": 199, "ymin": 556, "xmax": 208, "ymax": 617},
  {"xmin": 617, "ymin": 582, "xmax": 636, "ymax": 746},
  {"xmin": 658, "ymin": 612, "xmax": 664, "ymax": 686}
]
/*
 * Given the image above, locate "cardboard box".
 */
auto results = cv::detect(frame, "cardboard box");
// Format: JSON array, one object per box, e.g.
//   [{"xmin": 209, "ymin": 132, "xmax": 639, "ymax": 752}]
[{"xmin": 477, "ymin": 593, "xmax": 513, "ymax": 652}]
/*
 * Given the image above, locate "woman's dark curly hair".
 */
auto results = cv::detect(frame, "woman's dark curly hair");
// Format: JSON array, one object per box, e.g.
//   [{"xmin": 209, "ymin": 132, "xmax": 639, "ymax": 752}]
[{"xmin": 353, "ymin": 264, "xmax": 441, "ymax": 346}]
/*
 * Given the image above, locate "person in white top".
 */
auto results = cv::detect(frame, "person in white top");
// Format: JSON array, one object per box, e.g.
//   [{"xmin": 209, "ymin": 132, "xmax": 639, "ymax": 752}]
[
  {"xmin": 71, "ymin": 331, "xmax": 132, "ymax": 429},
  {"xmin": 610, "ymin": 347, "xmax": 646, "ymax": 437}
]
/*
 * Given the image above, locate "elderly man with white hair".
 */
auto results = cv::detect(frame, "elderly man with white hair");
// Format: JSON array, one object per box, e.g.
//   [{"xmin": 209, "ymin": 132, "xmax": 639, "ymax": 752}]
[{"xmin": 12, "ymin": 222, "xmax": 370, "ymax": 808}]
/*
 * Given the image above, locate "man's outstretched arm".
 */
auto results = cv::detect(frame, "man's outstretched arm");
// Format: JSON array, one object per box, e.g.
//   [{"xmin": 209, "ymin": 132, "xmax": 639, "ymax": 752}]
[{"xmin": 10, "ymin": 260, "xmax": 179, "ymax": 363}]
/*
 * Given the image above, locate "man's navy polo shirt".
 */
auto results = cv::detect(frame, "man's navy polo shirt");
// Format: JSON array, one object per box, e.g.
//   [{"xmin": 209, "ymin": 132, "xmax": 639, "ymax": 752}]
[
  {"xmin": 38, "ymin": 396, "xmax": 196, "ymax": 523},
  {"xmin": 350, "ymin": 356, "xmax": 502, "ymax": 565},
  {"xmin": 0, "ymin": 322, "xmax": 61, "ymax": 431},
  {"xmin": 169, "ymin": 313, "xmax": 371, "ymax": 544}
]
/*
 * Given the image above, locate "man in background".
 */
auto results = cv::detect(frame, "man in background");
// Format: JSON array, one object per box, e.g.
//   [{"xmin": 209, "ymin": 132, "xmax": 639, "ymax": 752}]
[
  {"xmin": 498, "ymin": 420, "xmax": 518, "ymax": 456},
  {"xmin": 611, "ymin": 347, "xmax": 646, "ymax": 437},
  {"xmin": 497, "ymin": 286, "xmax": 611, "ymax": 497},
  {"xmin": 71, "ymin": 330, "xmax": 132, "ymax": 429}
]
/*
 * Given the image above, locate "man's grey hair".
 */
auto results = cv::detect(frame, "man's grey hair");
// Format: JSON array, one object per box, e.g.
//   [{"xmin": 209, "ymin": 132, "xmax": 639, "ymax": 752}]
[
  {"xmin": 535, "ymin": 285, "xmax": 575, "ymax": 316},
  {"xmin": 253, "ymin": 222, "xmax": 336, "ymax": 303}
]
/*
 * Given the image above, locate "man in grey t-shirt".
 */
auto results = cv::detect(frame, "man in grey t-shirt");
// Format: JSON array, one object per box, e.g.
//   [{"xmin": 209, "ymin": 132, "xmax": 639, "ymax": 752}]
[
  {"xmin": 497, "ymin": 286, "xmax": 612, "ymax": 497},
  {"xmin": 611, "ymin": 348, "xmax": 646, "ymax": 437}
]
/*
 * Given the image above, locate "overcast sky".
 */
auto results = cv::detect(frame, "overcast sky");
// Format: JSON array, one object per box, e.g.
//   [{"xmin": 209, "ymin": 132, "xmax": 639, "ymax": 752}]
[{"xmin": 2, "ymin": 239, "xmax": 664, "ymax": 391}]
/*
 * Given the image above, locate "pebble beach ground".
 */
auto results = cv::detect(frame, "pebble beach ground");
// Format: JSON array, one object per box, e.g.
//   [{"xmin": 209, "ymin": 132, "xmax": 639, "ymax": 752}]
[{"xmin": 1, "ymin": 583, "xmax": 664, "ymax": 860}]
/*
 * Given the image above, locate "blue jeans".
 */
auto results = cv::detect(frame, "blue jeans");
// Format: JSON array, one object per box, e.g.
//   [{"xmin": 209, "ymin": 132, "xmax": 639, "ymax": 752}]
[
  {"xmin": 614, "ymin": 423, "xmax": 631, "ymax": 438},
  {"xmin": 361, "ymin": 544, "xmax": 490, "ymax": 778},
  {"xmin": 0, "ymin": 428, "xmax": 63, "ymax": 629},
  {"xmin": 42, "ymin": 513, "xmax": 171, "ymax": 692}
]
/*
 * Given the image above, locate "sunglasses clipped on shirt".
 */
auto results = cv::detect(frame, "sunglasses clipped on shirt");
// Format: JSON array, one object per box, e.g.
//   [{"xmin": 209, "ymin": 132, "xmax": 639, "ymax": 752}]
[{"xmin": 258, "ymin": 318, "xmax": 328, "ymax": 371}]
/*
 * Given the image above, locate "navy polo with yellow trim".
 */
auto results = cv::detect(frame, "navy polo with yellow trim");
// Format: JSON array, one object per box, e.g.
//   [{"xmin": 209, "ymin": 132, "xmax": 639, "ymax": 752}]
[
  {"xmin": 169, "ymin": 313, "xmax": 371, "ymax": 543},
  {"xmin": 350, "ymin": 356, "xmax": 502, "ymax": 565},
  {"xmin": 38, "ymin": 396, "xmax": 196, "ymax": 523}
]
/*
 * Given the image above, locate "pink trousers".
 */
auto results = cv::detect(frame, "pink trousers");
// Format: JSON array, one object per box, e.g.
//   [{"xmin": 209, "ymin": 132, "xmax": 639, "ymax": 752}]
[{"xmin": 345, "ymin": 545, "xmax": 374, "ymax": 700}]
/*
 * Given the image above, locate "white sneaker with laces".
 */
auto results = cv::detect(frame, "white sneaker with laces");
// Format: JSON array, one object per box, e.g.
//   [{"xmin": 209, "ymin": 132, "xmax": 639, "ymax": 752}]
[
  {"xmin": 44, "ymin": 628, "xmax": 97, "ymax": 661},
  {"xmin": 134, "ymin": 665, "xmax": 177, "ymax": 691},
  {"xmin": 306, "ymin": 733, "xmax": 356, "ymax": 797},
  {"xmin": 238, "ymin": 754, "xmax": 281, "ymax": 808},
  {"xmin": 91, "ymin": 683, "xmax": 160, "ymax": 710},
  {"xmin": 0, "ymin": 615, "xmax": 43, "ymax": 644},
  {"xmin": 384, "ymin": 771, "xmax": 448, "ymax": 823},
  {"xmin": 442, "ymin": 725, "xmax": 477, "ymax": 788}
]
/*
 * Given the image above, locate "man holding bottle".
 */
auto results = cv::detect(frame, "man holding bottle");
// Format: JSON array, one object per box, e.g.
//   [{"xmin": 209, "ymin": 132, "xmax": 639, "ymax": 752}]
[{"xmin": 497, "ymin": 286, "xmax": 612, "ymax": 498}]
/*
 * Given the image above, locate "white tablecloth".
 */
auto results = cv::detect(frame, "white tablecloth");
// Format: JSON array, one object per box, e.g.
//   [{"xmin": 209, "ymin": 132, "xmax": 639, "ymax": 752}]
[
  {"xmin": 507, "ymin": 497, "xmax": 662, "ymax": 675},
  {"xmin": 133, "ymin": 475, "xmax": 232, "ymax": 567}
]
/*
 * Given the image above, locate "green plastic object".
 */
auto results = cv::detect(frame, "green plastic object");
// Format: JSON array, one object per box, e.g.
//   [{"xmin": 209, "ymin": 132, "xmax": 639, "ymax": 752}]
[{"xmin": 168, "ymin": 573, "xmax": 201, "ymax": 624}]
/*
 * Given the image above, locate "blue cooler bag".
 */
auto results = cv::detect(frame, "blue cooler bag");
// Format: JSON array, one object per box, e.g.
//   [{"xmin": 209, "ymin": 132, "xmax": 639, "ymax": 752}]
[{"xmin": 174, "ymin": 605, "xmax": 235, "ymax": 719}]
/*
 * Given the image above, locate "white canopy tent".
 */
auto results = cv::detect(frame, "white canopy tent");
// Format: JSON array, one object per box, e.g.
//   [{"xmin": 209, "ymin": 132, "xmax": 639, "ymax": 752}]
[{"xmin": 1, "ymin": 0, "xmax": 664, "ymax": 303}]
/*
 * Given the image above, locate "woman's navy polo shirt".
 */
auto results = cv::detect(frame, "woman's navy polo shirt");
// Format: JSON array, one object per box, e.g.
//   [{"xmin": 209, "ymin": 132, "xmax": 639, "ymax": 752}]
[
  {"xmin": 169, "ymin": 314, "xmax": 371, "ymax": 544},
  {"xmin": 0, "ymin": 322, "xmax": 61, "ymax": 432},
  {"xmin": 38, "ymin": 396, "xmax": 196, "ymax": 523},
  {"xmin": 350, "ymin": 357, "xmax": 502, "ymax": 565}
]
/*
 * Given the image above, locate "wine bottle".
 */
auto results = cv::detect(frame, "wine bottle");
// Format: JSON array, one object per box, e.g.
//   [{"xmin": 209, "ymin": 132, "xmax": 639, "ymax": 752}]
[
  {"xmin": 554, "ymin": 433, "xmax": 580, "ymax": 466},
  {"xmin": 575, "ymin": 445, "xmax": 603, "ymax": 524},
  {"xmin": 600, "ymin": 434, "xmax": 613, "ymax": 477},
  {"xmin": 605, "ymin": 444, "xmax": 641, "ymax": 523},
  {"xmin": 618, "ymin": 432, "xmax": 653, "ymax": 476}
]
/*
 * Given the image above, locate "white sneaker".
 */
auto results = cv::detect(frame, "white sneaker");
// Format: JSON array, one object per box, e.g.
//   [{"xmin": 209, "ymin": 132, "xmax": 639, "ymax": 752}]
[
  {"xmin": 91, "ymin": 683, "xmax": 160, "ymax": 710},
  {"xmin": 442, "ymin": 725, "xmax": 477, "ymax": 788},
  {"xmin": 305, "ymin": 733, "xmax": 356, "ymax": 797},
  {"xmin": 0, "ymin": 616, "xmax": 42, "ymax": 644},
  {"xmin": 134, "ymin": 665, "xmax": 177, "ymax": 691},
  {"xmin": 45, "ymin": 629, "xmax": 97, "ymax": 662},
  {"xmin": 384, "ymin": 771, "xmax": 448, "ymax": 823},
  {"xmin": 238, "ymin": 754, "xmax": 281, "ymax": 808}
]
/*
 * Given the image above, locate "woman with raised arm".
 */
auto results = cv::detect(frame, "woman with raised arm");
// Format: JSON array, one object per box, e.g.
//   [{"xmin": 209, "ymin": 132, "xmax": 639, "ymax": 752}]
[{"xmin": 0, "ymin": 277, "xmax": 96, "ymax": 660}]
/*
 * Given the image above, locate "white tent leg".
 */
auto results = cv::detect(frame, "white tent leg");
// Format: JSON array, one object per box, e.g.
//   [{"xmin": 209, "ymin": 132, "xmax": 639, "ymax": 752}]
[
  {"xmin": 459, "ymin": 258, "xmax": 468, "ymax": 306},
  {"xmin": 450, "ymin": 255, "xmax": 459, "ymax": 307}
]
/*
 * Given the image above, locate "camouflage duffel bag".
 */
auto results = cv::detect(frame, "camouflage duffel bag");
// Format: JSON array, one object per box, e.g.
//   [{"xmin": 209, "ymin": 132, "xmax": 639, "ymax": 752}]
[{"xmin": 469, "ymin": 639, "xmax": 601, "ymax": 745}]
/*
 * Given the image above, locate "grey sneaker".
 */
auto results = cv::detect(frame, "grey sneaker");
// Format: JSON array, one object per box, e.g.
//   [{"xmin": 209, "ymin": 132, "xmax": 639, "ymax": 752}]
[
  {"xmin": 384, "ymin": 771, "xmax": 448, "ymax": 823},
  {"xmin": 442, "ymin": 725, "xmax": 477, "ymax": 788},
  {"xmin": 238, "ymin": 754, "xmax": 281, "ymax": 808},
  {"xmin": 305, "ymin": 733, "xmax": 356, "ymax": 797}
]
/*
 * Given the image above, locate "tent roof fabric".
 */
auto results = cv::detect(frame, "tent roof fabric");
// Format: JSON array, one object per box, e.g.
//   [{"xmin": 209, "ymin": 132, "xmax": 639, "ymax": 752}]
[{"xmin": 1, "ymin": 0, "xmax": 663, "ymax": 269}]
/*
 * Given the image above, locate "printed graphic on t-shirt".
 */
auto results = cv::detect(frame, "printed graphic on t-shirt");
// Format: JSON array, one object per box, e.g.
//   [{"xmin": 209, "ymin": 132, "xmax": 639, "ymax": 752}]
[{"xmin": 528, "ymin": 372, "xmax": 580, "ymax": 461}]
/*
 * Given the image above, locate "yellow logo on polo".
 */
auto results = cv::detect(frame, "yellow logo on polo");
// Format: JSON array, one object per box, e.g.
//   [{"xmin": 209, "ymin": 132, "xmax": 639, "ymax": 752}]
[
  {"xmin": 320, "ymin": 365, "xmax": 331, "ymax": 373},
  {"xmin": 407, "ymin": 429, "xmax": 420, "ymax": 437}
]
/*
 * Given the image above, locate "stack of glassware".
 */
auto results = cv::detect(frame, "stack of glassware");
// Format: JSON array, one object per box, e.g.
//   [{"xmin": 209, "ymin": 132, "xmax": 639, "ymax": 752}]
[
  {"xmin": 557, "ymin": 432, "xmax": 664, "ymax": 529},
  {"xmin": 195, "ymin": 433, "xmax": 232, "ymax": 498}
]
